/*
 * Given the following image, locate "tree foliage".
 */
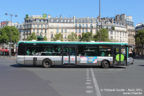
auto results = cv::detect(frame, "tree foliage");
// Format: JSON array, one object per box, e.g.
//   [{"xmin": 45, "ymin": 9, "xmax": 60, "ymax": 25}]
[
  {"xmin": 43, "ymin": 36, "xmax": 47, "ymax": 41},
  {"xmin": 0, "ymin": 26, "xmax": 19, "ymax": 44},
  {"xmin": 135, "ymin": 29, "xmax": 144, "ymax": 46},
  {"xmin": 80, "ymin": 32, "xmax": 93, "ymax": 41},
  {"xmin": 25, "ymin": 14, "xmax": 29, "ymax": 19},
  {"xmin": 68, "ymin": 32, "xmax": 78, "ymax": 41},
  {"xmin": 27, "ymin": 32, "xmax": 37, "ymax": 41},
  {"xmin": 93, "ymin": 28, "xmax": 110, "ymax": 41},
  {"xmin": 53, "ymin": 33, "xmax": 63, "ymax": 41}
]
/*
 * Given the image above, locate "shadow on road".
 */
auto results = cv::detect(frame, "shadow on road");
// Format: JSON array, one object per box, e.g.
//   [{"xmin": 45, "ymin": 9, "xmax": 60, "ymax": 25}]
[
  {"xmin": 10, "ymin": 64, "xmax": 126, "ymax": 69},
  {"xmin": 138, "ymin": 65, "xmax": 144, "ymax": 67}
]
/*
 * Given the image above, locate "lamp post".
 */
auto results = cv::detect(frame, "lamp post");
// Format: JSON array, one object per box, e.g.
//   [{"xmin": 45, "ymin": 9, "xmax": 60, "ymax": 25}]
[
  {"xmin": 5, "ymin": 13, "xmax": 18, "ymax": 57},
  {"xmin": 99, "ymin": 0, "xmax": 101, "ymax": 41}
]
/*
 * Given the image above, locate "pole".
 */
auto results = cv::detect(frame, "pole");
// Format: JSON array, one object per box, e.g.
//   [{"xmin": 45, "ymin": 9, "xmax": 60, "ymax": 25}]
[
  {"xmin": 9, "ymin": 15, "xmax": 12, "ymax": 57},
  {"xmin": 99, "ymin": 0, "xmax": 101, "ymax": 41}
]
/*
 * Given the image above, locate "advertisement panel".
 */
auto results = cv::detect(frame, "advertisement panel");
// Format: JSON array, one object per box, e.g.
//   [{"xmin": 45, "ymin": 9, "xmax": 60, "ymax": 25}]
[{"xmin": 80, "ymin": 56, "xmax": 97, "ymax": 64}]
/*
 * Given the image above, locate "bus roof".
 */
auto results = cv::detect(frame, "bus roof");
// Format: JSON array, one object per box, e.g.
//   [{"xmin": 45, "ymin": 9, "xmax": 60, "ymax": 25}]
[{"xmin": 18, "ymin": 41, "xmax": 128, "ymax": 46}]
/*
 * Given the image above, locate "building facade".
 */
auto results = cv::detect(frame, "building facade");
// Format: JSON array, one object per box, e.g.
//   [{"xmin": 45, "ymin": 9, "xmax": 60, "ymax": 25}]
[
  {"xmin": 20, "ymin": 14, "xmax": 135, "ymax": 44},
  {"xmin": 0, "ymin": 21, "xmax": 19, "ymax": 28}
]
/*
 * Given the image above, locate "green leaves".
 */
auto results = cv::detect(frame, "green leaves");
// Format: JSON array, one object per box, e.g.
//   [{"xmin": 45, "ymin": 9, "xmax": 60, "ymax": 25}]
[
  {"xmin": 53, "ymin": 33, "xmax": 63, "ymax": 41},
  {"xmin": 80, "ymin": 32, "xmax": 93, "ymax": 41},
  {"xmin": 68, "ymin": 32, "xmax": 78, "ymax": 41},
  {"xmin": 25, "ymin": 14, "xmax": 29, "ymax": 19},
  {"xmin": 135, "ymin": 29, "xmax": 144, "ymax": 45},
  {"xmin": 27, "ymin": 32, "xmax": 37, "ymax": 40},
  {"xmin": 0, "ymin": 26, "xmax": 19, "ymax": 44},
  {"xmin": 93, "ymin": 28, "xmax": 110, "ymax": 41},
  {"xmin": 43, "ymin": 36, "xmax": 47, "ymax": 41}
]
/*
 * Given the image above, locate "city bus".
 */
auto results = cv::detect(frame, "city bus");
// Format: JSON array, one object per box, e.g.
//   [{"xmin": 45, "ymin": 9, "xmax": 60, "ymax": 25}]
[{"xmin": 16, "ymin": 41, "xmax": 133, "ymax": 68}]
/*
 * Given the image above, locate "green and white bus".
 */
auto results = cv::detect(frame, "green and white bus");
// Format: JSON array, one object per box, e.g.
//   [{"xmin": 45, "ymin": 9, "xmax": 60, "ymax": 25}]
[{"xmin": 16, "ymin": 41, "xmax": 133, "ymax": 68}]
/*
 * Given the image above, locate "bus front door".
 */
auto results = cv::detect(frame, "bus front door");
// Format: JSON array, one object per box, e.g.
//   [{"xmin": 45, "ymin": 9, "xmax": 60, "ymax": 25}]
[
  {"xmin": 62, "ymin": 47, "xmax": 77, "ymax": 65},
  {"xmin": 113, "ymin": 46, "xmax": 127, "ymax": 65}
]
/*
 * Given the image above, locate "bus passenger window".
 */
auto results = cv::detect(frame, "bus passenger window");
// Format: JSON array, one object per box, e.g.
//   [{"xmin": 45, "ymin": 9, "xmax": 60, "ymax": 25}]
[{"xmin": 101, "ymin": 52, "xmax": 105, "ymax": 56}]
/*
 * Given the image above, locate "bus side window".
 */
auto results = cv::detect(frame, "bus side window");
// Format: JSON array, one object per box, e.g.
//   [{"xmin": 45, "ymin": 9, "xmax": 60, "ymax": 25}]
[{"xmin": 101, "ymin": 51, "xmax": 105, "ymax": 56}]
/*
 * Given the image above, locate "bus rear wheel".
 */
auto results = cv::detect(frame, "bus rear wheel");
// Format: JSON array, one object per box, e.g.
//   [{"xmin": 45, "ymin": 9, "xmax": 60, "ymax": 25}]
[
  {"xmin": 101, "ymin": 60, "xmax": 110, "ymax": 68},
  {"xmin": 42, "ymin": 59, "xmax": 52, "ymax": 68}
]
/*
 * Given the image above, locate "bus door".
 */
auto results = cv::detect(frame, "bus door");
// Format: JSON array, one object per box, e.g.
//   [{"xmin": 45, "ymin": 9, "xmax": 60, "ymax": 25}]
[
  {"xmin": 113, "ymin": 46, "xmax": 127, "ymax": 65},
  {"xmin": 62, "ymin": 46, "xmax": 77, "ymax": 64}
]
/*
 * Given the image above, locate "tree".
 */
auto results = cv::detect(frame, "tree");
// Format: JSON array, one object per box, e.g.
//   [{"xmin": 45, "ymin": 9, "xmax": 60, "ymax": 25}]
[
  {"xmin": 27, "ymin": 32, "xmax": 37, "ymax": 41},
  {"xmin": 0, "ymin": 26, "xmax": 19, "ymax": 44},
  {"xmin": 93, "ymin": 28, "xmax": 110, "ymax": 41},
  {"xmin": 43, "ymin": 36, "xmax": 47, "ymax": 41},
  {"xmin": 111, "ymin": 26, "xmax": 115, "ymax": 30},
  {"xmin": 135, "ymin": 29, "xmax": 144, "ymax": 55},
  {"xmin": 25, "ymin": 14, "xmax": 29, "ymax": 19},
  {"xmin": 68, "ymin": 32, "xmax": 78, "ymax": 41},
  {"xmin": 80, "ymin": 32, "xmax": 93, "ymax": 41},
  {"xmin": 53, "ymin": 33, "xmax": 63, "ymax": 41}
]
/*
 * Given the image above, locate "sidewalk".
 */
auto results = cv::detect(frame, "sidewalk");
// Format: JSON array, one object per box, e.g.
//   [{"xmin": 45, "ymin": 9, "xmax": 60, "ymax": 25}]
[{"xmin": 0, "ymin": 56, "xmax": 16, "ymax": 60}]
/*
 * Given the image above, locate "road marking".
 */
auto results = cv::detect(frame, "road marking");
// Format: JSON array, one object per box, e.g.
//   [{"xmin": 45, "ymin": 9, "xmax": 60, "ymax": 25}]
[
  {"xmin": 86, "ymin": 79, "xmax": 92, "ymax": 82},
  {"xmin": 86, "ymin": 90, "xmax": 93, "ymax": 93},
  {"xmin": 90, "ymin": 68, "xmax": 102, "ymax": 96},
  {"xmin": 85, "ymin": 82, "xmax": 91, "ymax": 85}
]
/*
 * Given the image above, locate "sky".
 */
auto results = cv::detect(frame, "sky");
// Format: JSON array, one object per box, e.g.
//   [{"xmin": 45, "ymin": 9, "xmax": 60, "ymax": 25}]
[{"xmin": 0, "ymin": 0, "xmax": 144, "ymax": 26}]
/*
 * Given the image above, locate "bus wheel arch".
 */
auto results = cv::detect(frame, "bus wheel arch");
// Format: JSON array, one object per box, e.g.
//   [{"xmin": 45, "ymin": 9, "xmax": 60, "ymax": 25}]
[
  {"xmin": 42, "ymin": 58, "xmax": 52, "ymax": 68},
  {"xmin": 101, "ymin": 60, "xmax": 110, "ymax": 68}
]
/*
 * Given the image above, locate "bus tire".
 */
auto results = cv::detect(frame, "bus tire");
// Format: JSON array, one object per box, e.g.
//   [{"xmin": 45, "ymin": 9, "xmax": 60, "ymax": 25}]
[
  {"xmin": 42, "ymin": 59, "xmax": 52, "ymax": 68},
  {"xmin": 101, "ymin": 60, "xmax": 110, "ymax": 68}
]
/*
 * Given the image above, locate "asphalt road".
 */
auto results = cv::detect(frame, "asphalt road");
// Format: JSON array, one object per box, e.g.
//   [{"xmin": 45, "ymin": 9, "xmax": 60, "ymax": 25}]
[{"xmin": 0, "ymin": 56, "xmax": 144, "ymax": 96}]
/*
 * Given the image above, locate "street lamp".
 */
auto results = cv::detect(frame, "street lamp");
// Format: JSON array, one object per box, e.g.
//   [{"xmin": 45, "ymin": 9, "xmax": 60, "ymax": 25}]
[
  {"xmin": 99, "ymin": 0, "xmax": 101, "ymax": 41},
  {"xmin": 5, "ymin": 13, "xmax": 18, "ymax": 57}
]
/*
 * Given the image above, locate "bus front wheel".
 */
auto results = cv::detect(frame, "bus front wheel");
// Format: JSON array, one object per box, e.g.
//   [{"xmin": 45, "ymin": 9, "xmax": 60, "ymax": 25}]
[
  {"xmin": 101, "ymin": 60, "xmax": 110, "ymax": 68},
  {"xmin": 42, "ymin": 59, "xmax": 52, "ymax": 68}
]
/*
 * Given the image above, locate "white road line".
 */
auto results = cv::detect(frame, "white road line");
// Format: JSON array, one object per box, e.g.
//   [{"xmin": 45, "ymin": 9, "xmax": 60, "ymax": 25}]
[
  {"xmin": 85, "ymin": 82, "xmax": 91, "ymax": 85},
  {"xmin": 90, "ymin": 68, "xmax": 102, "ymax": 96},
  {"xmin": 86, "ymin": 79, "xmax": 92, "ymax": 82},
  {"xmin": 86, "ymin": 90, "xmax": 93, "ymax": 93}
]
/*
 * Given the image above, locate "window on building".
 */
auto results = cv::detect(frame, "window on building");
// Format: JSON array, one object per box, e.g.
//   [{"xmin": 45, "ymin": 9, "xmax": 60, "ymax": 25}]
[
  {"xmin": 36, "ymin": 19, "xmax": 39, "ymax": 22},
  {"xmin": 75, "ymin": 24, "xmax": 77, "ymax": 28},
  {"xmin": 65, "ymin": 35, "xmax": 67, "ymax": 39},
  {"xmin": 57, "ymin": 28, "xmax": 59, "ymax": 33},
  {"xmin": 45, "ymin": 30, "xmax": 47, "ymax": 33},
  {"xmin": 86, "ymin": 29, "xmax": 88, "ymax": 32},
  {"xmin": 79, "ymin": 24, "xmax": 81, "ymax": 28},
  {"xmin": 75, "ymin": 29, "xmax": 77, "ymax": 33},
  {"xmin": 61, "ymin": 28, "xmax": 63, "ymax": 33},
  {"xmin": 82, "ymin": 29, "xmax": 84, "ymax": 33},
  {"xmin": 57, "ymin": 19, "xmax": 59, "ymax": 23},
  {"xmin": 51, "ymin": 19, "xmax": 53, "ymax": 22},
  {"xmin": 86, "ymin": 24, "xmax": 88, "ymax": 28},
  {"xmin": 65, "ymin": 29, "xmax": 67, "ymax": 33},
  {"xmin": 51, "ymin": 34, "xmax": 53, "ymax": 38},
  {"xmin": 79, "ymin": 29, "xmax": 81, "ymax": 33}
]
